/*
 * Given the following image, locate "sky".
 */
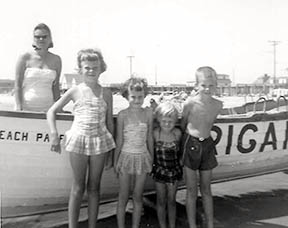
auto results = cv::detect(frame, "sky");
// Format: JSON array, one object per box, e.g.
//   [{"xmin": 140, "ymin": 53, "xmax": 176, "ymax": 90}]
[{"xmin": 1, "ymin": 0, "xmax": 288, "ymax": 85}]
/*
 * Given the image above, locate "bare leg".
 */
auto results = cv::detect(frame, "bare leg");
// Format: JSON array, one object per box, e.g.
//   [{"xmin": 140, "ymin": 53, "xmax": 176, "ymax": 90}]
[
  {"xmin": 167, "ymin": 182, "xmax": 178, "ymax": 228},
  {"xmin": 184, "ymin": 167, "xmax": 198, "ymax": 228},
  {"xmin": 155, "ymin": 182, "xmax": 167, "ymax": 228},
  {"xmin": 132, "ymin": 173, "xmax": 147, "ymax": 228},
  {"xmin": 69, "ymin": 153, "xmax": 88, "ymax": 228},
  {"xmin": 117, "ymin": 172, "xmax": 131, "ymax": 228},
  {"xmin": 87, "ymin": 153, "xmax": 106, "ymax": 228},
  {"xmin": 199, "ymin": 170, "xmax": 213, "ymax": 228}
]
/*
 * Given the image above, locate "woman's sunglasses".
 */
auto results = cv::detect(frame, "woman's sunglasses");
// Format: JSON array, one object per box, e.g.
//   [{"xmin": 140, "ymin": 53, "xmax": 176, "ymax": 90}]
[{"xmin": 34, "ymin": 35, "xmax": 48, "ymax": 39}]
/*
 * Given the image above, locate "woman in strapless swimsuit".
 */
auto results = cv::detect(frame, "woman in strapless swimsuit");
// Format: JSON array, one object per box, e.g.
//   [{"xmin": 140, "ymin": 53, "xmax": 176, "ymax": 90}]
[{"xmin": 15, "ymin": 23, "xmax": 61, "ymax": 112}]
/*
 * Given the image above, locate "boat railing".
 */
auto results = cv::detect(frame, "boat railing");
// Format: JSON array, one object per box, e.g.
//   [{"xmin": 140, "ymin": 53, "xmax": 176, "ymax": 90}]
[
  {"xmin": 277, "ymin": 95, "xmax": 288, "ymax": 111},
  {"xmin": 252, "ymin": 97, "xmax": 267, "ymax": 113}
]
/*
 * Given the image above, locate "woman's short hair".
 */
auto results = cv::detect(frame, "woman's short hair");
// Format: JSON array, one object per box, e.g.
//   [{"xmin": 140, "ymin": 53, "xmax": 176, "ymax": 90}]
[
  {"xmin": 33, "ymin": 23, "xmax": 54, "ymax": 49},
  {"xmin": 155, "ymin": 101, "xmax": 179, "ymax": 121},
  {"xmin": 121, "ymin": 77, "xmax": 148, "ymax": 99},
  {"xmin": 77, "ymin": 48, "xmax": 107, "ymax": 73}
]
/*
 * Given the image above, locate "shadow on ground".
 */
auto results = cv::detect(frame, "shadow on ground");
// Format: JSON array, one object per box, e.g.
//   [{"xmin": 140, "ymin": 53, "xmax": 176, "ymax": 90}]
[
  {"xmin": 212, "ymin": 189, "xmax": 288, "ymax": 228},
  {"xmin": 4, "ymin": 172, "xmax": 288, "ymax": 228},
  {"xmin": 56, "ymin": 188, "xmax": 288, "ymax": 228}
]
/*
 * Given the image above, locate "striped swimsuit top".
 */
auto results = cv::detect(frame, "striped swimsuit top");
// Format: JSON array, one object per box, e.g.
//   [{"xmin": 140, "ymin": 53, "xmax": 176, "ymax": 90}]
[{"xmin": 71, "ymin": 83, "xmax": 108, "ymax": 136}]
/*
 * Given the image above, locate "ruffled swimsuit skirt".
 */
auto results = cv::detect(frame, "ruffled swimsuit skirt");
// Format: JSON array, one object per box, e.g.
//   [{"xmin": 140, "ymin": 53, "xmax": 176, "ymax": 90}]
[
  {"xmin": 65, "ymin": 83, "xmax": 115, "ymax": 155},
  {"xmin": 116, "ymin": 123, "xmax": 152, "ymax": 175}
]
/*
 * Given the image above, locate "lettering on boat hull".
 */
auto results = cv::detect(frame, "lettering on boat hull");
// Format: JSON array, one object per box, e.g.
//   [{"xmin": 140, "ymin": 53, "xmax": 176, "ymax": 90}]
[
  {"xmin": 0, "ymin": 130, "xmax": 65, "ymax": 143},
  {"xmin": 1, "ymin": 120, "xmax": 287, "ymax": 156},
  {"xmin": 211, "ymin": 120, "xmax": 288, "ymax": 155}
]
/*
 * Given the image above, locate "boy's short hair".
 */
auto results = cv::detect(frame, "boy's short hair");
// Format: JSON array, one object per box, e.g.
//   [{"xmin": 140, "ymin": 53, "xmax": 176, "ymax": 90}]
[
  {"xmin": 121, "ymin": 77, "xmax": 148, "ymax": 99},
  {"xmin": 155, "ymin": 101, "xmax": 179, "ymax": 121},
  {"xmin": 195, "ymin": 66, "xmax": 217, "ymax": 84},
  {"xmin": 77, "ymin": 48, "xmax": 107, "ymax": 73}
]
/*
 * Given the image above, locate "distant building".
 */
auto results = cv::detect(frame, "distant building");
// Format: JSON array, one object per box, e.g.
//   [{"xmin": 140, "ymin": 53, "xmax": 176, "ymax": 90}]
[
  {"xmin": 276, "ymin": 76, "xmax": 288, "ymax": 86},
  {"xmin": 186, "ymin": 81, "xmax": 195, "ymax": 87},
  {"xmin": 253, "ymin": 74, "xmax": 288, "ymax": 88},
  {"xmin": 186, "ymin": 74, "xmax": 232, "ymax": 88},
  {"xmin": 217, "ymin": 74, "xmax": 232, "ymax": 87}
]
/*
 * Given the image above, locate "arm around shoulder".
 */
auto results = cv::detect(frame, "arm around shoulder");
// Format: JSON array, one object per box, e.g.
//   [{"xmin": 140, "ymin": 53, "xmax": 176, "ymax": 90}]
[{"xmin": 180, "ymin": 101, "xmax": 191, "ymax": 132}]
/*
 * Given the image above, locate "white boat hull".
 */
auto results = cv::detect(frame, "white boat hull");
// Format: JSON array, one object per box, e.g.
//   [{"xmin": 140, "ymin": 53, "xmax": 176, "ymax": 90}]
[{"xmin": 1, "ymin": 110, "xmax": 288, "ymax": 217}]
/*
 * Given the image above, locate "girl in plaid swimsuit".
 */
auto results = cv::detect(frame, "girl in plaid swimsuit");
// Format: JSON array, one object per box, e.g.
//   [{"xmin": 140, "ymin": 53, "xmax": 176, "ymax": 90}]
[
  {"xmin": 47, "ymin": 48, "xmax": 115, "ymax": 228},
  {"xmin": 151, "ymin": 101, "xmax": 182, "ymax": 228}
]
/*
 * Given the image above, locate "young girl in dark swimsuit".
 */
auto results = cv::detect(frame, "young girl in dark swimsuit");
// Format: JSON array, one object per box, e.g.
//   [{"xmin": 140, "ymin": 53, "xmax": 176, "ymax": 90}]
[{"xmin": 151, "ymin": 101, "xmax": 182, "ymax": 228}]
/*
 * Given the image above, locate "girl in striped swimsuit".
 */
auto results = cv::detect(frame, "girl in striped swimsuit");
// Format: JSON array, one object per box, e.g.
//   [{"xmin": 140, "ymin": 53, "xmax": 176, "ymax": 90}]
[
  {"xmin": 47, "ymin": 48, "xmax": 115, "ymax": 228},
  {"xmin": 114, "ymin": 77, "xmax": 154, "ymax": 228}
]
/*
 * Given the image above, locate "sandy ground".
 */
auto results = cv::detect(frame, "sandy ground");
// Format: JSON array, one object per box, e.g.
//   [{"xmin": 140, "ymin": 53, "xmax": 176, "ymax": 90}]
[{"xmin": 3, "ymin": 170, "xmax": 288, "ymax": 228}]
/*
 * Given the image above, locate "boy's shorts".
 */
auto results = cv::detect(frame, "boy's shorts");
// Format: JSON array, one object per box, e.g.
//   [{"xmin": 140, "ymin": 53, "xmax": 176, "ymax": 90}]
[{"xmin": 182, "ymin": 133, "xmax": 218, "ymax": 171}]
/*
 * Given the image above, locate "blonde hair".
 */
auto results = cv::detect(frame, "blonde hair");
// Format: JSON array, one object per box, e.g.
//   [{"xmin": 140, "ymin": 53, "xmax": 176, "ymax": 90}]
[
  {"xmin": 77, "ymin": 48, "xmax": 107, "ymax": 73},
  {"xmin": 195, "ymin": 66, "xmax": 217, "ymax": 85},
  {"xmin": 155, "ymin": 102, "xmax": 179, "ymax": 121}
]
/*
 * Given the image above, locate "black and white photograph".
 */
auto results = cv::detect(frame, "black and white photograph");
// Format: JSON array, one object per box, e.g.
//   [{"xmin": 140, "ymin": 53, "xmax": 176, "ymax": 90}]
[{"xmin": 1, "ymin": 0, "xmax": 288, "ymax": 227}]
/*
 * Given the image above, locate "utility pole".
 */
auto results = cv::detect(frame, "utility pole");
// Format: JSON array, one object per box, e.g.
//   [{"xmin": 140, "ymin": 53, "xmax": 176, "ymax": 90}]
[
  {"xmin": 127, "ymin": 55, "xmax": 134, "ymax": 77},
  {"xmin": 268, "ymin": 40, "xmax": 280, "ymax": 88},
  {"xmin": 154, "ymin": 64, "xmax": 158, "ymax": 85}
]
